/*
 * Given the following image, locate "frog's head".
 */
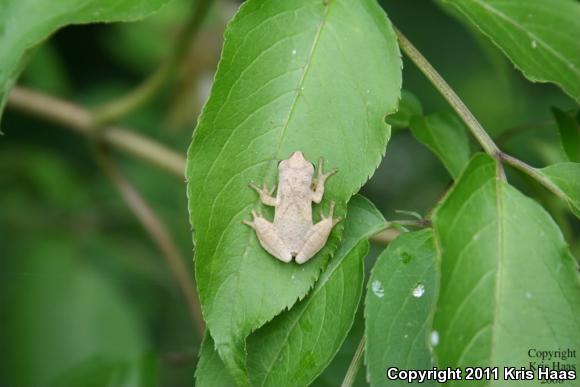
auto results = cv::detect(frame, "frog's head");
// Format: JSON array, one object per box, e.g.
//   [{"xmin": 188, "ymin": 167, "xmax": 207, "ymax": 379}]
[{"xmin": 280, "ymin": 151, "xmax": 314, "ymax": 172}]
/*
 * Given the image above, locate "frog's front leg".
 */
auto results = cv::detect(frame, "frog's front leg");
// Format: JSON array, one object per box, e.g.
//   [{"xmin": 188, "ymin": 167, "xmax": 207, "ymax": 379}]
[
  {"xmin": 244, "ymin": 210, "xmax": 292, "ymax": 262},
  {"xmin": 295, "ymin": 202, "xmax": 341, "ymax": 264},
  {"xmin": 311, "ymin": 158, "xmax": 337, "ymax": 204},
  {"xmin": 250, "ymin": 182, "xmax": 278, "ymax": 206}
]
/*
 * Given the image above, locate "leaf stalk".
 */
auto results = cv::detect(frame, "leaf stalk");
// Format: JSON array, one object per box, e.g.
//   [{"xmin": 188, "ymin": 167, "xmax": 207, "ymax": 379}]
[
  {"xmin": 394, "ymin": 27, "xmax": 501, "ymax": 159},
  {"xmin": 499, "ymin": 153, "xmax": 569, "ymax": 204},
  {"xmin": 341, "ymin": 336, "xmax": 366, "ymax": 387}
]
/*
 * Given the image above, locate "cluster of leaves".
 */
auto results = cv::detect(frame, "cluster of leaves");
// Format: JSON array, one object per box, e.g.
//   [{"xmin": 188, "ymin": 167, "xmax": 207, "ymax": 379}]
[
  {"xmin": 1, "ymin": 0, "xmax": 580, "ymax": 386},
  {"xmin": 185, "ymin": 0, "xmax": 580, "ymax": 386}
]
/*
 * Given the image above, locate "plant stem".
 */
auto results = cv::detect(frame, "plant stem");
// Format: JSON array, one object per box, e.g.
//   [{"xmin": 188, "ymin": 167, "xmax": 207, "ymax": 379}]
[
  {"xmin": 370, "ymin": 228, "xmax": 400, "ymax": 245},
  {"xmin": 7, "ymin": 86, "xmax": 186, "ymax": 178},
  {"xmin": 95, "ymin": 146, "xmax": 205, "ymax": 335},
  {"xmin": 392, "ymin": 219, "xmax": 432, "ymax": 227},
  {"xmin": 341, "ymin": 336, "xmax": 366, "ymax": 387},
  {"xmin": 394, "ymin": 27, "xmax": 501, "ymax": 159},
  {"xmin": 500, "ymin": 153, "xmax": 569, "ymax": 203},
  {"xmin": 91, "ymin": 0, "xmax": 213, "ymax": 126},
  {"xmin": 369, "ymin": 219, "xmax": 431, "ymax": 245}
]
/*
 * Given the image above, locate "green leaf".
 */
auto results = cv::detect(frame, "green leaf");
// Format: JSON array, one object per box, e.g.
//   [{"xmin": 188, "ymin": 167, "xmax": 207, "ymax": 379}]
[
  {"xmin": 196, "ymin": 335, "xmax": 237, "ymax": 387},
  {"xmin": 433, "ymin": 154, "xmax": 580, "ymax": 385},
  {"xmin": 441, "ymin": 0, "xmax": 580, "ymax": 102},
  {"xmin": 365, "ymin": 229, "xmax": 438, "ymax": 387},
  {"xmin": 247, "ymin": 195, "xmax": 385, "ymax": 387},
  {"xmin": 385, "ymin": 89, "xmax": 423, "ymax": 129},
  {"xmin": 195, "ymin": 196, "xmax": 386, "ymax": 386},
  {"xmin": 552, "ymin": 107, "xmax": 580, "ymax": 163},
  {"xmin": 186, "ymin": 0, "xmax": 401, "ymax": 383},
  {"xmin": 0, "ymin": 0, "xmax": 172, "ymax": 123},
  {"xmin": 410, "ymin": 113, "xmax": 470, "ymax": 179},
  {"xmin": 537, "ymin": 162, "xmax": 580, "ymax": 218}
]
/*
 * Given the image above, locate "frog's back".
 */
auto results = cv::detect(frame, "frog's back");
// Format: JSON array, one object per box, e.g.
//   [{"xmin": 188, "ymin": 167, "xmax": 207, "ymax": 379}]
[
  {"xmin": 274, "ymin": 182, "xmax": 312, "ymax": 221},
  {"xmin": 273, "ymin": 151, "xmax": 316, "ymax": 253}
]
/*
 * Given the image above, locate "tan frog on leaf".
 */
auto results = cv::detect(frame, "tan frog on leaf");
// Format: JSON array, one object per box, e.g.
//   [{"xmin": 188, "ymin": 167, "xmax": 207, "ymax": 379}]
[{"xmin": 244, "ymin": 151, "xmax": 340, "ymax": 264}]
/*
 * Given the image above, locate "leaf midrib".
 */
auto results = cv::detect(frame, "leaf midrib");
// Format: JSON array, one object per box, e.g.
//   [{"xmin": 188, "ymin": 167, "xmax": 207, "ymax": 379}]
[
  {"xmin": 470, "ymin": 0, "xmax": 580, "ymax": 76},
  {"xmin": 273, "ymin": 3, "xmax": 330, "ymax": 158},
  {"xmin": 208, "ymin": 2, "xmax": 334, "ymax": 382},
  {"xmin": 204, "ymin": 1, "xmax": 331, "ymax": 300},
  {"xmin": 490, "ymin": 165, "xmax": 504, "ymax": 370},
  {"xmin": 238, "ymin": 0, "xmax": 332, "ymax": 321}
]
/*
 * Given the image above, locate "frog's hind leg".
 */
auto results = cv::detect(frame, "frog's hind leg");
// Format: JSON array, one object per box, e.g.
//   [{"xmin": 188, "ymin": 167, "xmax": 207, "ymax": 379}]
[
  {"xmin": 295, "ymin": 202, "xmax": 342, "ymax": 264},
  {"xmin": 244, "ymin": 210, "xmax": 292, "ymax": 263}
]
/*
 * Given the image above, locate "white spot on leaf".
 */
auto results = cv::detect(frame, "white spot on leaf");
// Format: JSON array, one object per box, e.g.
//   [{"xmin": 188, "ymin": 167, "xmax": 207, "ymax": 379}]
[
  {"xmin": 430, "ymin": 331, "xmax": 440, "ymax": 347},
  {"xmin": 371, "ymin": 280, "xmax": 384, "ymax": 298},
  {"xmin": 292, "ymin": 49, "xmax": 297, "ymax": 55},
  {"xmin": 531, "ymin": 40, "xmax": 537, "ymax": 49},
  {"xmin": 412, "ymin": 283, "xmax": 425, "ymax": 298}
]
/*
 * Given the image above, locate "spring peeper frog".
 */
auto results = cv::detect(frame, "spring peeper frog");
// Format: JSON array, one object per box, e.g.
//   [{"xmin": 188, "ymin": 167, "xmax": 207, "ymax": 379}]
[{"xmin": 244, "ymin": 151, "xmax": 340, "ymax": 264}]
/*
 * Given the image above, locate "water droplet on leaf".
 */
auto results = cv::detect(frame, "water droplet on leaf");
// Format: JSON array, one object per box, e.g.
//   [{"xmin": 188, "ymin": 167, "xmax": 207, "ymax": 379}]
[
  {"xmin": 430, "ymin": 331, "xmax": 440, "ymax": 347},
  {"xmin": 371, "ymin": 280, "xmax": 384, "ymax": 298},
  {"xmin": 412, "ymin": 283, "xmax": 425, "ymax": 298}
]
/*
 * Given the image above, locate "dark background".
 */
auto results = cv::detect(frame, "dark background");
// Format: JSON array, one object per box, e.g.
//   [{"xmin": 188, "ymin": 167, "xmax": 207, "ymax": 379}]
[{"xmin": 1, "ymin": 0, "xmax": 577, "ymax": 386}]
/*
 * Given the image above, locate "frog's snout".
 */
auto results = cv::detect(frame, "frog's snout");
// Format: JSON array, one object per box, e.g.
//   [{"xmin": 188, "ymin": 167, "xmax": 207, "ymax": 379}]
[{"xmin": 288, "ymin": 151, "xmax": 306, "ymax": 167}]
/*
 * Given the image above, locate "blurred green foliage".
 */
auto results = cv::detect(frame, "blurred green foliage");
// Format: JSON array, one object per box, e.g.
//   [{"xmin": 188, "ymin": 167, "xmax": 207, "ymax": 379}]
[{"xmin": 1, "ymin": 0, "xmax": 578, "ymax": 386}]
